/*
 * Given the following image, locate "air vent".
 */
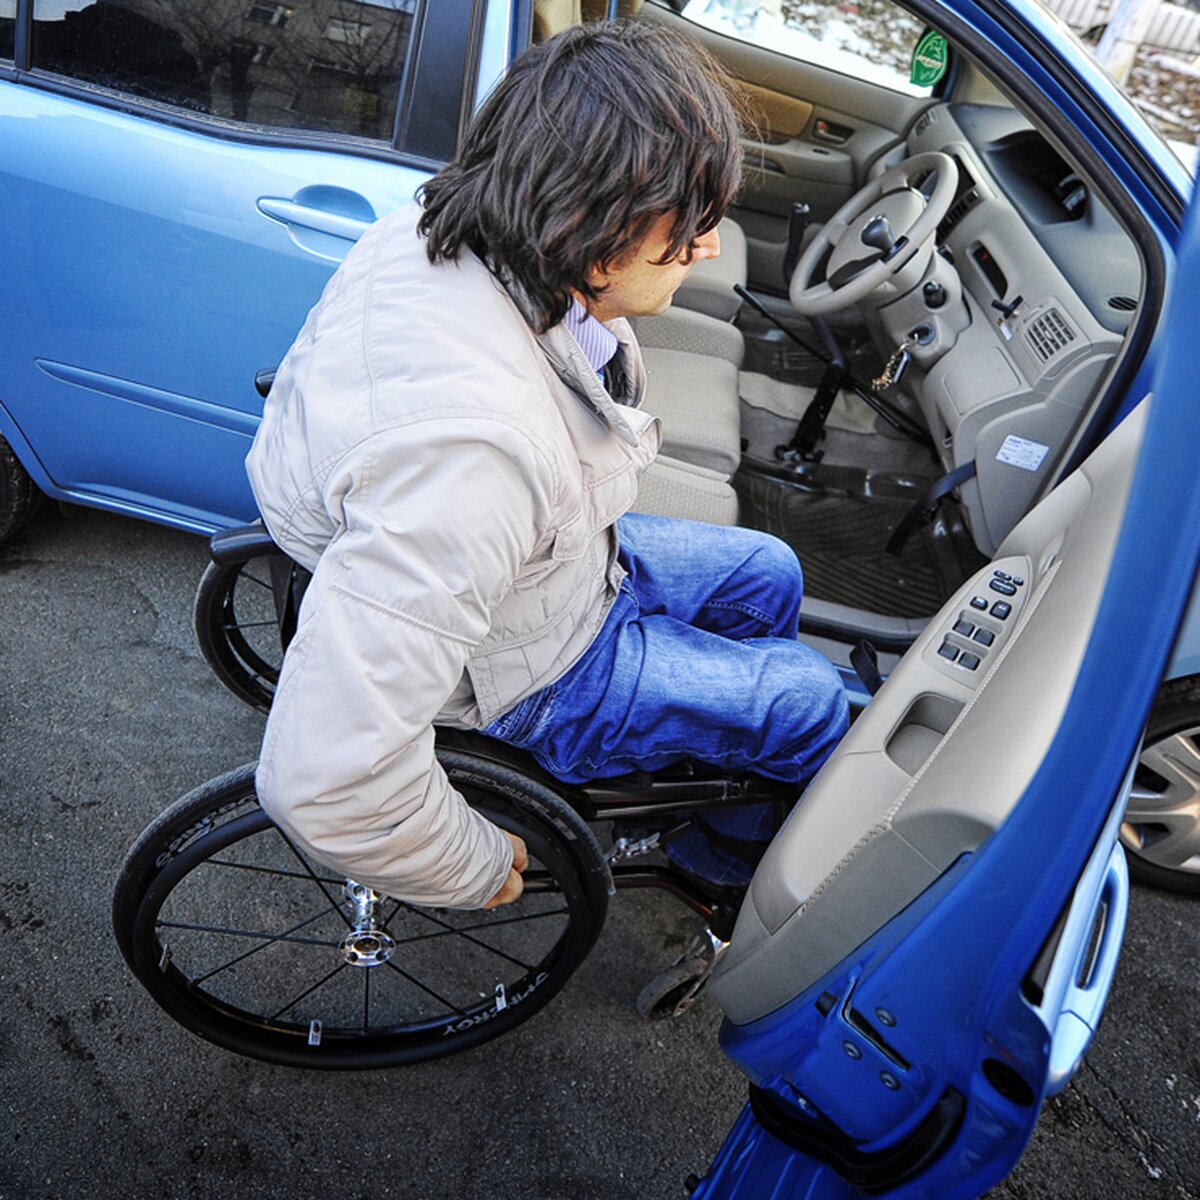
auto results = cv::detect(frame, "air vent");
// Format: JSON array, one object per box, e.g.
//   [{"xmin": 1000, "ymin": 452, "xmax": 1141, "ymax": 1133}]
[
  {"xmin": 913, "ymin": 108, "xmax": 939, "ymax": 137},
  {"xmin": 938, "ymin": 187, "xmax": 979, "ymax": 237},
  {"xmin": 1107, "ymin": 295, "xmax": 1137, "ymax": 312},
  {"xmin": 1025, "ymin": 309, "xmax": 1076, "ymax": 363}
]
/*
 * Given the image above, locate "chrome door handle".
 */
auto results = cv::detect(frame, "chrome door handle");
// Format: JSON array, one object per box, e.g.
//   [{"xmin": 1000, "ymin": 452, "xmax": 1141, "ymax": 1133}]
[{"xmin": 256, "ymin": 197, "xmax": 371, "ymax": 242}]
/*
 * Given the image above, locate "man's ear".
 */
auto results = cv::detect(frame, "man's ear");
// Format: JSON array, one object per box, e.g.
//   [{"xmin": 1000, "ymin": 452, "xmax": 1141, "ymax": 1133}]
[{"xmin": 584, "ymin": 263, "xmax": 609, "ymax": 294}]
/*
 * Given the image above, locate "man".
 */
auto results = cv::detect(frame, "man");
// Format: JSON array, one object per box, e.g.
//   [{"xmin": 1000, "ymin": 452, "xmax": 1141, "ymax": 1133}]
[{"xmin": 245, "ymin": 23, "xmax": 848, "ymax": 912}]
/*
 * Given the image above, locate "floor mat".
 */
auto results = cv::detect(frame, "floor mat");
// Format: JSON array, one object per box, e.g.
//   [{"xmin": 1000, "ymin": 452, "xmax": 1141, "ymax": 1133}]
[
  {"xmin": 735, "ymin": 469, "xmax": 986, "ymax": 618},
  {"xmin": 739, "ymin": 370, "xmax": 880, "ymax": 436}
]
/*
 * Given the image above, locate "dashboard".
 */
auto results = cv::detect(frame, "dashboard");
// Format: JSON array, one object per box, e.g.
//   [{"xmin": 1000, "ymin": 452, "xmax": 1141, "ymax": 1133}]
[{"xmin": 882, "ymin": 103, "xmax": 1138, "ymax": 555}]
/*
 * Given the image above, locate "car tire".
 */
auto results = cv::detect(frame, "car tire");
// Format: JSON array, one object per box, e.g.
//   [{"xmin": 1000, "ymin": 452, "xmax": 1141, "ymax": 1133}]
[
  {"xmin": 1121, "ymin": 674, "xmax": 1200, "ymax": 896},
  {"xmin": 0, "ymin": 435, "xmax": 40, "ymax": 546}
]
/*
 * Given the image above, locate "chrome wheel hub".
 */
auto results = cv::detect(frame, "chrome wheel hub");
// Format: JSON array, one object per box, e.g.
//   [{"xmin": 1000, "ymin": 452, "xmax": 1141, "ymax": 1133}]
[{"xmin": 340, "ymin": 881, "xmax": 396, "ymax": 967}]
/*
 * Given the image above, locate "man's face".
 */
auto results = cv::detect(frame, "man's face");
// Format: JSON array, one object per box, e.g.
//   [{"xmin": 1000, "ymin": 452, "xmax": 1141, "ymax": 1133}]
[{"xmin": 583, "ymin": 212, "xmax": 721, "ymax": 322}]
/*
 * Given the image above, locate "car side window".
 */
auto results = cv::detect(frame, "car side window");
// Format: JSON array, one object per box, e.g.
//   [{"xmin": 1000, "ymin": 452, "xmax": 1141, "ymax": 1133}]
[
  {"xmin": 28, "ymin": 0, "xmax": 418, "ymax": 141},
  {"xmin": 673, "ymin": 0, "xmax": 936, "ymax": 98}
]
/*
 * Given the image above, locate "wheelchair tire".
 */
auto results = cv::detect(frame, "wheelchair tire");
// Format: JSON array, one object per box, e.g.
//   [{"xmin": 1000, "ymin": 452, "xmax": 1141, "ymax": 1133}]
[
  {"xmin": 193, "ymin": 556, "xmax": 284, "ymax": 712},
  {"xmin": 113, "ymin": 751, "xmax": 610, "ymax": 1069}
]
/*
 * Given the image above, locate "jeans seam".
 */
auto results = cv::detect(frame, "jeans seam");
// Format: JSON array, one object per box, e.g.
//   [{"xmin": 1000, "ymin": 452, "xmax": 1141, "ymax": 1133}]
[
  {"xmin": 568, "ymin": 742, "xmax": 762, "ymax": 775},
  {"xmin": 700, "ymin": 598, "xmax": 786, "ymax": 636}
]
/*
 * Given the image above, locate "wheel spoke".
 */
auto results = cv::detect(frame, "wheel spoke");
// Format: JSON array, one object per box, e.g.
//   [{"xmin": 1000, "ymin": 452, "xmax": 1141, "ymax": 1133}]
[
  {"xmin": 1122, "ymin": 812, "xmax": 1200, "ymax": 871},
  {"xmin": 181, "ymin": 908, "xmax": 336, "ymax": 984},
  {"xmin": 384, "ymin": 902, "xmax": 538, "ymax": 971},
  {"xmin": 382, "ymin": 905, "xmax": 569, "ymax": 949},
  {"xmin": 270, "ymin": 961, "xmax": 349, "ymax": 1021},
  {"xmin": 363, "ymin": 969, "xmax": 371, "ymax": 1032},
  {"xmin": 221, "ymin": 618, "xmax": 279, "ymax": 631},
  {"xmin": 238, "ymin": 571, "xmax": 274, "ymax": 593},
  {"xmin": 1135, "ymin": 730, "xmax": 1200, "ymax": 813},
  {"xmin": 205, "ymin": 857, "xmax": 344, "ymax": 886},
  {"xmin": 274, "ymin": 829, "xmax": 354, "ymax": 930},
  {"xmin": 157, "ymin": 916, "xmax": 333, "ymax": 951},
  {"xmin": 381, "ymin": 957, "xmax": 468, "ymax": 1016}
]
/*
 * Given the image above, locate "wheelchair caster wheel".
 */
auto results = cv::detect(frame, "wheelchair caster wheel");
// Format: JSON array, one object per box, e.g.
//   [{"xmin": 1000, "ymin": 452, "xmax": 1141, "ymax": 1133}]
[{"xmin": 636, "ymin": 957, "xmax": 710, "ymax": 1020}]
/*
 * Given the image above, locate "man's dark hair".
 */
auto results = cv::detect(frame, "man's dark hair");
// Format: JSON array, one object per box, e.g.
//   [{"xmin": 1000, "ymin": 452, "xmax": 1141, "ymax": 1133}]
[{"xmin": 417, "ymin": 23, "xmax": 744, "ymax": 332}]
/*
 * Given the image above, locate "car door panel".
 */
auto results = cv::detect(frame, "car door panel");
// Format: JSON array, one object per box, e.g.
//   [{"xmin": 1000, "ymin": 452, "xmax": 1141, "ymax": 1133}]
[{"xmin": 0, "ymin": 82, "xmax": 425, "ymax": 530}]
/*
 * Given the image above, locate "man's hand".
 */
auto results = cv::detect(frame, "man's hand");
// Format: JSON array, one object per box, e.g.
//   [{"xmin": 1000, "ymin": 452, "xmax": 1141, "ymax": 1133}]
[{"xmin": 483, "ymin": 831, "xmax": 528, "ymax": 908}]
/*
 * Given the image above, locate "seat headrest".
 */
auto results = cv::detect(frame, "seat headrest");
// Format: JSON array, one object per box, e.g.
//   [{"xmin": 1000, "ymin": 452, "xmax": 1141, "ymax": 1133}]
[
  {"xmin": 533, "ymin": 0, "xmax": 583, "ymax": 41},
  {"xmin": 580, "ymin": 0, "xmax": 646, "ymax": 18}
]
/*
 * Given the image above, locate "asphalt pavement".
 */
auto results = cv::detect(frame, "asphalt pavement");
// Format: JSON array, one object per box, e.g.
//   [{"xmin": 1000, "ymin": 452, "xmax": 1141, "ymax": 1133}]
[{"xmin": 0, "ymin": 503, "xmax": 1197, "ymax": 1200}]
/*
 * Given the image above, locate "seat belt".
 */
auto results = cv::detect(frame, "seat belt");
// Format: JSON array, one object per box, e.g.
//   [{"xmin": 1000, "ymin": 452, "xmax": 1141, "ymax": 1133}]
[
  {"xmin": 850, "ymin": 640, "xmax": 885, "ymax": 697},
  {"xmin": 886, "ymin": 460, "xmax": 976, "ymax": 557}
]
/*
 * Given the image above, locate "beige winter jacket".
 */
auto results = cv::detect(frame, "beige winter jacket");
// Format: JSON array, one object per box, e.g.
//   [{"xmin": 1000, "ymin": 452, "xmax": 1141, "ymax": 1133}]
[{"xmin": 245, "ymin": 204, "xmax": 661, "ymax": 908}]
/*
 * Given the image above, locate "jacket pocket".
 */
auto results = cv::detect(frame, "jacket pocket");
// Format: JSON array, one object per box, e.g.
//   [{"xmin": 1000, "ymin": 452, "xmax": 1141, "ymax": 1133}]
[{"xmin": 550, "ymin": 509, "xmax": 589, "ymax": 562}]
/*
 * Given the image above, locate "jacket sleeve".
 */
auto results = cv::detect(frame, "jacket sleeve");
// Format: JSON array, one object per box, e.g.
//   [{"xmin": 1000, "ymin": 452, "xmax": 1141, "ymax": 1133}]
[{"xmin": 254, "ymin": 417, "xmax": 557, "ymax": 908}]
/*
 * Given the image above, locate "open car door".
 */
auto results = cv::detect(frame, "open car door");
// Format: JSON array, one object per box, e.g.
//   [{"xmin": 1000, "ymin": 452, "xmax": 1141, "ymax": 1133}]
[{"xmin": 691, "ymin": 191, "xmax": 1200, "ymax": 1198}]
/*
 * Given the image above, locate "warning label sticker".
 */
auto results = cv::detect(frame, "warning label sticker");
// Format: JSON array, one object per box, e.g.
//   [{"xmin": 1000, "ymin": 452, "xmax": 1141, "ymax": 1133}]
[{"xmin": 996, "ymin": 435, "xmax": 1050, "ymax": 472}]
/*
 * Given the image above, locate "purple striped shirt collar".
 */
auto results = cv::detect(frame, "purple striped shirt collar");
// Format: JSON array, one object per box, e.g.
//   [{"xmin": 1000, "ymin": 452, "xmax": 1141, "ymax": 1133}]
[{"xmin": 562, "ymin": 298, "xmax": 619, "ymax": 377}]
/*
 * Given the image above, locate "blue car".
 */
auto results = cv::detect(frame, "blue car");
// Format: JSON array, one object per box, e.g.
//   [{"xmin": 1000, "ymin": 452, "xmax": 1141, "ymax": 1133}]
[
  {"xmin": 3, "ymin": 0, "xmax": 1195, "ymax": 887},
  {"xmin": 2, "ymin": 0, "xmax": 1198, "ymax": 1193}
]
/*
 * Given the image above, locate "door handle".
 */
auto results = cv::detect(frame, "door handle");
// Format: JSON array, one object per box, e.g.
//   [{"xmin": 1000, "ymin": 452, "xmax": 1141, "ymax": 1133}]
[
  {"xmin": 745, "ymin": 153, "xmax": 786, "ymax": 175},
  {"xmin": 256, "ymin": 197, "xmax": 371, "ymax": 242},
  {"xmin": 257, "ymin": 185, "xmax": 378, "ymax": 261}
]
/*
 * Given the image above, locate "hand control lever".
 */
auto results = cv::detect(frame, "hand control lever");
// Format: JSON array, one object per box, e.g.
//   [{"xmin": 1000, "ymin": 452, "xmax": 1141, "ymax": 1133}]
[
  {"xmin": 860, "ymin": 213, "xmax": 896, "ymax": 255},
  {"xmin": 782, "ymin": 201, "xmax": 811, "ymax": 288}
]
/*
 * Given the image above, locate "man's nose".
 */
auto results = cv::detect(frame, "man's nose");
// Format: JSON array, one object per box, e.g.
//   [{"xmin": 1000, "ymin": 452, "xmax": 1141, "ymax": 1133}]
[{"xmin": 693, "ymin": 225, "xmax": 721, "ymax": 261}]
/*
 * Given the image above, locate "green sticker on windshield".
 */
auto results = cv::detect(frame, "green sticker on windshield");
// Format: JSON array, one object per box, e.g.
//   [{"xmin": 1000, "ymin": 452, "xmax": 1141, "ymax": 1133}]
[{"xmin": 910, "ymin": 30, "xmax": 949, "ymax": 88}]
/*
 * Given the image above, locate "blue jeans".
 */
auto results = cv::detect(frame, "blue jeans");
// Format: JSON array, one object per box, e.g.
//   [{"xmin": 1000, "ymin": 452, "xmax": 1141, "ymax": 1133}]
[{"xmin": 483, "ymin": 512, "xmax": 849, "ymax": 788}]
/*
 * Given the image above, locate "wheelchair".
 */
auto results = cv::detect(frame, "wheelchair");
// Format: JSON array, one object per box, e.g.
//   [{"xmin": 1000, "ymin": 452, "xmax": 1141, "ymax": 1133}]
[{"xmin": 113, "ymin": 521, "xmax": 797, "ymax": 1069}]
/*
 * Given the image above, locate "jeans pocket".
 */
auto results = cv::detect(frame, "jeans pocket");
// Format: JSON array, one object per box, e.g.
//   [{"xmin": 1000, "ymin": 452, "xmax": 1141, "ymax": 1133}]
[{"xmin": 482, "ymin": 683, "xmax": 556, "ymax": 746}]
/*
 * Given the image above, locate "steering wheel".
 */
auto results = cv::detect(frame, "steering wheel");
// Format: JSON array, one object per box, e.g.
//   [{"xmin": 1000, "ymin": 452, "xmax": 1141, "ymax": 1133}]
[{"xmin": 789, "ymin": 151, "xmax": 958, "ymax": 316}]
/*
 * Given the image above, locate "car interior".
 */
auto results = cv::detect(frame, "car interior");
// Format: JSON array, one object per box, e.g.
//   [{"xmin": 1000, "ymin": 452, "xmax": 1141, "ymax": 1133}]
[{"xmin": 533, "ymin": 0, "xmax": 1147, "ymax": 675}]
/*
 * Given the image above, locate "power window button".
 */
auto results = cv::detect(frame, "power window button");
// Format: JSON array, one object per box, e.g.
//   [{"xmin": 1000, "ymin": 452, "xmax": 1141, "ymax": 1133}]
[{"xmin": 937, "ymin": 641, "xmax": 959, "ymax": 662}]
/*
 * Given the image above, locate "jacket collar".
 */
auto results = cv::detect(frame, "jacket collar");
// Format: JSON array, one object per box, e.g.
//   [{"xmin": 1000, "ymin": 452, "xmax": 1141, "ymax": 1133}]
[
  {"xmin": 492, "ymin": 266, "xmax": 650, "ymax": 447},
  {"xmin": 535, "ymin": 319, "xmax": 649, "ymax": 447}
]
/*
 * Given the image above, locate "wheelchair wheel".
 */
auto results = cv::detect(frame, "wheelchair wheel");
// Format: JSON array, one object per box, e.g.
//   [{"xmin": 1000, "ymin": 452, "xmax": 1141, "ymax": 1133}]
[
  {"xmin": 193, "ymin": 556, "xmax": 283, "ymax": 712},
  {"xmin": 113, "ymin": 752, "xmax": 610, "ymax": 1069}
]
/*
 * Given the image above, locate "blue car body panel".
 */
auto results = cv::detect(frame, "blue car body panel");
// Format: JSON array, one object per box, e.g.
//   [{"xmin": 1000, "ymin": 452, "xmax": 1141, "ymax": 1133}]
[{"xmin": 0, "ymin": 80, "xmax": 428, "ymax": 531}]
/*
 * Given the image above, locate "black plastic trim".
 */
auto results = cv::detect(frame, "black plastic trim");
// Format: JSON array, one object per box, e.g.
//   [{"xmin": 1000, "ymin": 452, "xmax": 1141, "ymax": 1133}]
[
  {"xmin": 748, "ymin": 1084, "xmax": 966, "ymax": 1193},
  {"xmin": 12, "ymin": 0, "xmax": 30, "ymax": 69},
  {"xmin": 396, "ymin": 0, "xmax": 484, "ymax": 162}
]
